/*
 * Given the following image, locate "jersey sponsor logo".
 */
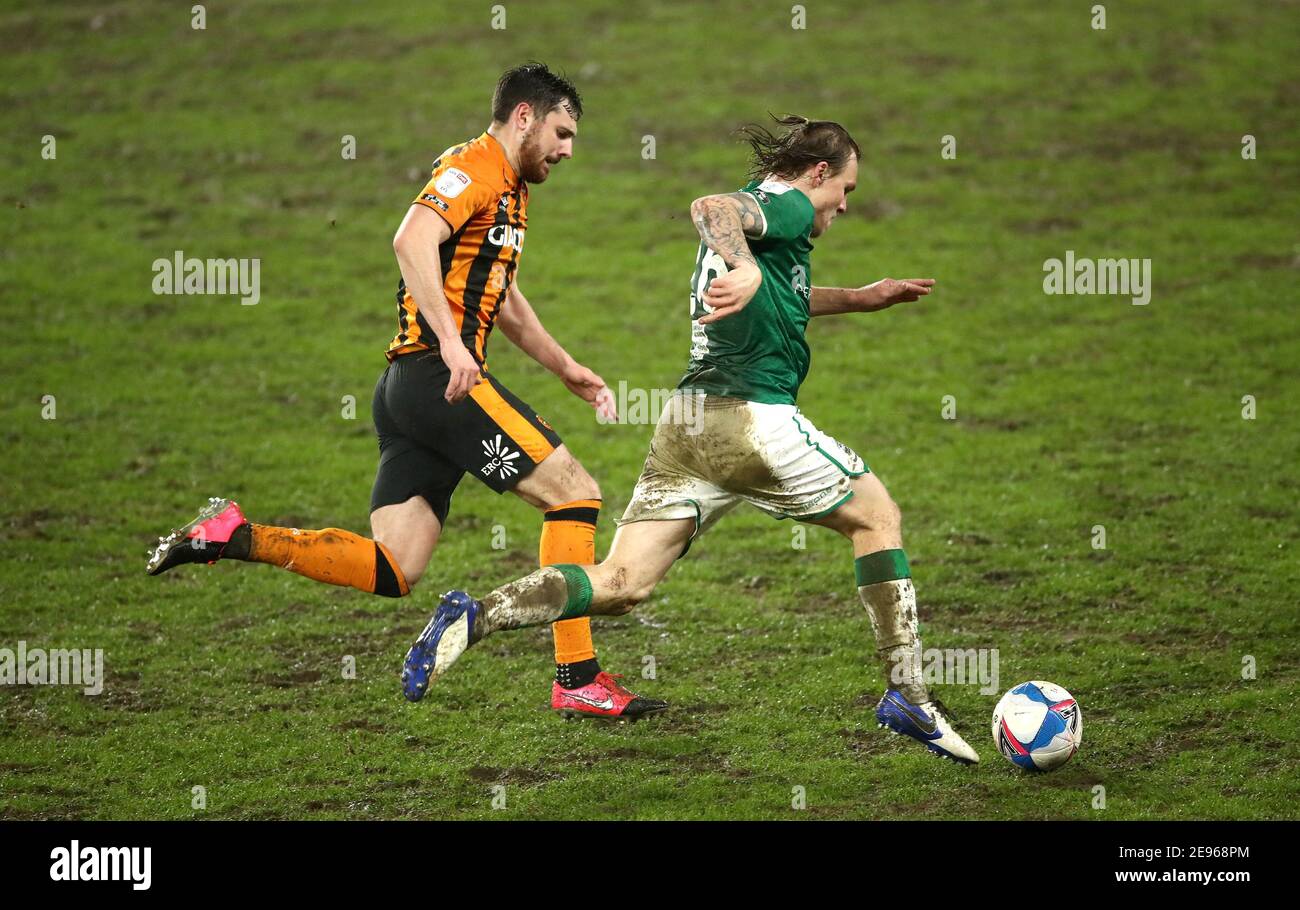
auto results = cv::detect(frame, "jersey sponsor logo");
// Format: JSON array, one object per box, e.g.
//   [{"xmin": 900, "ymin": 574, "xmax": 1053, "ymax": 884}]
[
  {"xmin": 421, "ymin": 193, "xmax": 450, "ymax": 212},
  {"xmin": 487, "ymin": 223, "xmax": 525, "ymax": 252},
  {"xmin": 480, "ymin": 434, "xmax": 521, "ymax": 480},
  {"xmin": 434, "ymin": 167, "xmax": 471, "ymax": 198}
]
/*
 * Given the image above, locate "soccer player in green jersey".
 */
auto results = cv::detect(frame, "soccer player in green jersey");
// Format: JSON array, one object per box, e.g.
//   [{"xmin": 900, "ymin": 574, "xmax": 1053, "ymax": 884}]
[{"xmin": 402, "ymin": 115, "xmax": 979, "ymax": 763}]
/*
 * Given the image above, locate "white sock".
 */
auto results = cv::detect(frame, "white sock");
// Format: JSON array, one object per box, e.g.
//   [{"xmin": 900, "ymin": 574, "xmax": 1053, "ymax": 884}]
[{"xmin": 857, "ymin": 578, "xmax": 928, "ymax": 704}]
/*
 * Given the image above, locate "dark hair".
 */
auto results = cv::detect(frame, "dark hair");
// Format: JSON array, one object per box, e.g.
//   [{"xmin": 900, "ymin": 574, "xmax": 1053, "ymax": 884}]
[
  {"xmin": 735, "ymin": 114, "xmax": 860, "ymax": 182},
  {"xmin": 491, "ymin": 61, "xmax": 583, "ymax": 123}
]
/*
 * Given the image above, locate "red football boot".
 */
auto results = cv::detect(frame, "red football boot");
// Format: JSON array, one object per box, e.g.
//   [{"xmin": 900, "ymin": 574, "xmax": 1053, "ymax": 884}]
[
  {"xmin": 551, "ymin": 671, "xmax": 669, "ymax": 721},
  {"xmin": 146, "ymin": 497, "xmax": 247, "ymax": 575}
]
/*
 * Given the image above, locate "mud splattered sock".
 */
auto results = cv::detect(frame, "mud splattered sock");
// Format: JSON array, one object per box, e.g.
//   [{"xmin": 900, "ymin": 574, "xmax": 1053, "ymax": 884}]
[
  {"xmin": 855, "ymin": 549, "xmax": 928, "ymax": 704},
  {"xmin": 478, "ymin": 564, "xmax": 592, "ymax": 638}
]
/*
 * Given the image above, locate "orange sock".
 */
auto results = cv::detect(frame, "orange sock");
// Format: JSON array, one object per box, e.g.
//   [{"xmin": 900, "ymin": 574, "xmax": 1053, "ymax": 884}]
[
  {"xmin": 541, "ymin": 499, "xmax": 600, "ymax": 664},
  {"xmin": 247, "ymin": 525, "xmax": 409, "ymax": 598}
]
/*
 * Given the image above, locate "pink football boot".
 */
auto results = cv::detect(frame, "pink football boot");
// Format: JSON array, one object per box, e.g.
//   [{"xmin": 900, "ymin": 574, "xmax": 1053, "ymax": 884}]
[
  {"xmin": 551, "ymin": 671, "xmax": 668, "ymax": 722},
  {"xmin": 146, "ymin": 497, "xmax": 247, "ymax": 575}
]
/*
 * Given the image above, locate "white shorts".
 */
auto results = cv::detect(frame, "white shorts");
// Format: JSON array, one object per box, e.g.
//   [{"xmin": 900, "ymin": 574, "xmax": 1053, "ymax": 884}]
[{"xmin": 618, "ymin": 392, "xmax": 867, "ymax": 540}]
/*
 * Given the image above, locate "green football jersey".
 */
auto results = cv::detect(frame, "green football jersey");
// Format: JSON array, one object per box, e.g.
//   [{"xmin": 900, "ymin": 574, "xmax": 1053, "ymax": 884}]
[{"xmin": 678, "ymin": 178, "xmax": 816, "ymax": 405}]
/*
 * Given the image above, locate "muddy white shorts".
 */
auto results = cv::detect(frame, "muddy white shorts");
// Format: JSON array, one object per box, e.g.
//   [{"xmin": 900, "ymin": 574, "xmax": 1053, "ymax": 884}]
[{"xmin": 618, "ymin": 392, "xmax": 867, "ymax": 539}]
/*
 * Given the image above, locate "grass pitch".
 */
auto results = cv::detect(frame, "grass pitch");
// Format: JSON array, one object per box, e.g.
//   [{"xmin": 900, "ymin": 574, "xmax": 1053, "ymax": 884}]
[{"xmin": 1, "ymin": 0, "xmax": 1298, "ymax": 819}]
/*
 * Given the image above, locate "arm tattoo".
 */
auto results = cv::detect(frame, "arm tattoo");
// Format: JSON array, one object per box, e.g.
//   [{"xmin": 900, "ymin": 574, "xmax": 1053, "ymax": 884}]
[
  {"xmin": 725, "ymin": 193, "xmax": 765, "ymax": 239},
  {"xmin": 691, "ymin": 195, "xmax": 759, "ymax": 268}
]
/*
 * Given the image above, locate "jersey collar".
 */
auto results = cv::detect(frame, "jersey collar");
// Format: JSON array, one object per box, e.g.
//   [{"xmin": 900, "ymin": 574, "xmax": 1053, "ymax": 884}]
[
  {"xmin": 758, "ymin": 175, "xmax": 812, "ymax": 206},
  {"xmin": 481, "ymin": 131, "xmax": 522, "ymax": 188}
]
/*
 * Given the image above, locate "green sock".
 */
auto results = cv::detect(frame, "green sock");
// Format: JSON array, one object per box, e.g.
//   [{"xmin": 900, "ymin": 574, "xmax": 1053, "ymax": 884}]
[
  {"xmin": 854, "ymin": 549, "xmax": 910, "ymax": 586},
  {"xmin": 553, "ymin": 563, "xmax": 593, "ymax": 619}
]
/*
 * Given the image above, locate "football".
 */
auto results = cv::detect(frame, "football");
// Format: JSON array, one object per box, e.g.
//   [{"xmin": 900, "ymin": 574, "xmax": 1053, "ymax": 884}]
[{"xmin": 991, "ymin": 681, "xmax": 1083, "ymax": 771}]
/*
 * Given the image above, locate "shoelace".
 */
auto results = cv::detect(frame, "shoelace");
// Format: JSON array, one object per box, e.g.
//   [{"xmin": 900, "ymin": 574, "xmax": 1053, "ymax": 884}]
[
  {"xmin": 596, "ymin": 672, "xmax": 633, "ymax": 696},
  {"xmin": 928, "ymin": 697, "xmax": 959, "ymax": 726}
]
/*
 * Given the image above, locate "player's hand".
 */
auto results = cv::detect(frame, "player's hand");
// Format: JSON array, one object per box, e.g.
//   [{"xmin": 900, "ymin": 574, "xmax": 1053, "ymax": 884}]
[
  {"xmin": 699, "ymin": 260, "xmax": 762, "ymax": 324},
  {"xmin": 859, "ymin": 278, "xmax": 935, "ymax": 311},
  {"xmin": 562, "ymin": 363, "xmax": 617, "ymax": 422},
  {"xmin": 440, "ymin": 341, "xmax": 483, "ymax": 404}
]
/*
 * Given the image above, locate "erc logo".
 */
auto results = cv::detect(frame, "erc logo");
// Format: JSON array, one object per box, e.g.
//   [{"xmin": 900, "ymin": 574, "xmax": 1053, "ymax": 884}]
[{"xmin": 480, "ymin": 434, "xmax": 521, "ymax": 480}]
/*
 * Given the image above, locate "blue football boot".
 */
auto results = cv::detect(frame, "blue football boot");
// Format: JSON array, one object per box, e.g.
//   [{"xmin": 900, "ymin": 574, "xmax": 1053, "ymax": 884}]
[
  {"xmin": 876, "ymin": 689, "xmax": 980, "ymax": 765},
  {"xmin": 401, "ymin": 591, "xmax": 481, "ymax": 702}
]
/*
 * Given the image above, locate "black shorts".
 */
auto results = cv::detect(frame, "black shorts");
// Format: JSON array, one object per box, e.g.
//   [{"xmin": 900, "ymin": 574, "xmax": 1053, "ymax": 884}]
[{"xmin": 370, "ymin": 351, "xmax": 563, "ymax": 524}]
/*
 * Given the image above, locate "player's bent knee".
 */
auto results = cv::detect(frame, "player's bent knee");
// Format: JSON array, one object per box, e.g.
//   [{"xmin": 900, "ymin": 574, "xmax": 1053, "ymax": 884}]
[
  {"xmin": 615, "ymin": 577, "xmax": 659, "ymax": 613},
  {"xmin": 397, "ymin": 562, "xmax": 424, "ymax": 589},
  {"xmin": 392, "ymin": 553, "xmax": 427, "ymax": 590},
  {"xmin": 565, "ymin": 467, "xmax": 600, "ymax": 504},
  {"xmin": 374, "ymin": 535, "xmax": 426, "ymax": 590},
  {"xmin": 592, "ymin": 562, "xmax": 657, "ymax": 614}
]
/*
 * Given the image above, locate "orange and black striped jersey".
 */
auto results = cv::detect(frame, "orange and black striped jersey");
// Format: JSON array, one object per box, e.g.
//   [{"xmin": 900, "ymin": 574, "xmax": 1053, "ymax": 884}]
[{"xmin": 386, "ymin": 132, "xmax": 529, "ymax": 366}]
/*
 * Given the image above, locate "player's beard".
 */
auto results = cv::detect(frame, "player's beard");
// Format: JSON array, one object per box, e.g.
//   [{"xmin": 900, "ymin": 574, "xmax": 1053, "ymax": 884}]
[{"xmin": 518, "ymin": 125, "xmax": 554, "ymax": 183}]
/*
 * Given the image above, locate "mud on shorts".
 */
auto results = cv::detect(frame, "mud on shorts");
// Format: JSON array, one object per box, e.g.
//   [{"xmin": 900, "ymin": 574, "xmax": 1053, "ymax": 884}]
[
  {"xmin": 618, "ymin": 392, "xmax": 868, "ymax": 546},
  {"xmin": 370, "ymin": 351, "xmax": 563, "ymax": 524}
]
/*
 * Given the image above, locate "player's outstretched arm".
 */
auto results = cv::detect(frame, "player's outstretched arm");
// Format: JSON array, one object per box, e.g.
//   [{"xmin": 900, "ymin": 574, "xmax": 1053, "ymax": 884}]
[
  {"xmin": 393, "ymin": 204, "xmax": 482, "ymax": 402},
  {"xmin": 809, "ymin": 278, "xmax": 936, "ymax": 316},
  {"xmin": 690, "ymin": 193, "xmax": 764, "ymax": 324},
  {"xmin": 498, "ymin": 283, "xmax": 616, "ymax": 421}
]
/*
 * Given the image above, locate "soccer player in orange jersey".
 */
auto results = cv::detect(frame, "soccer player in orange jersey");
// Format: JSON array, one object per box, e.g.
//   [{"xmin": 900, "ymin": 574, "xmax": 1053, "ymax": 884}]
[{"xmin": 147, "ymin": 63, "xmax": 666, "ymax": 720}]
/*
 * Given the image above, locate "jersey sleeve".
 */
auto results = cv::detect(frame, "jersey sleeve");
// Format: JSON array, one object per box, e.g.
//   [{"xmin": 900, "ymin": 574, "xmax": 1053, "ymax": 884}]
[
  {"xmin": 412, "ymin": 159, "xmax": 496, "ymax": 233},
  {"xmin": 743, "ymin": 183, "xmax": 814, "ymax": 242}
]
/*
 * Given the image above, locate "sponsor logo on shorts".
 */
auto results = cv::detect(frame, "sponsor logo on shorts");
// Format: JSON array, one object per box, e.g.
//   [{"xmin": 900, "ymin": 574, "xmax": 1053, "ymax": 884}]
[{"xmin": 480, "ymin": 434, "xmax": 520, "ymax": 480}]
